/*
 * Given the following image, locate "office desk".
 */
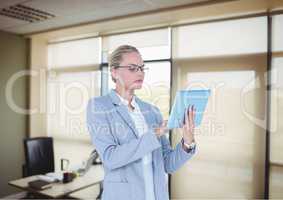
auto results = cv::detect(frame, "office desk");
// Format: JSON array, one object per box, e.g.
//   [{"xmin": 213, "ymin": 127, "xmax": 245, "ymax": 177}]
[
  {"xmin": 8, "ymin": 165, "xmax": 104, "ymax": 199},
  {"xmin": 68, "ymin": 183, "xmax": 101, "ymax": 199}
]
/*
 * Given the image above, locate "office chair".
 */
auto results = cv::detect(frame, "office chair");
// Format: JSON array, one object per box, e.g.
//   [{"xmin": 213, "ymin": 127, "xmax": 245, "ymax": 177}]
[{"xmin": 23, "ymin": 137, "xmax": 55, "ymax": 177}]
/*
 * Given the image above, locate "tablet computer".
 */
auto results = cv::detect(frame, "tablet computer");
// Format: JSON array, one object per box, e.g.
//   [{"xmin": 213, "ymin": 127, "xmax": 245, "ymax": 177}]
[{"xmin": 167, "ymin": 89, "xmax": 211, "ymax": 129}]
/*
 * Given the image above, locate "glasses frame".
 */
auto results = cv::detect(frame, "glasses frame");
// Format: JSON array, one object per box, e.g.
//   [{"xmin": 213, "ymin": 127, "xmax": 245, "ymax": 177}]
[{"xmin": 115, "ymin": 64, "xmax": 149, "ymax": 72}]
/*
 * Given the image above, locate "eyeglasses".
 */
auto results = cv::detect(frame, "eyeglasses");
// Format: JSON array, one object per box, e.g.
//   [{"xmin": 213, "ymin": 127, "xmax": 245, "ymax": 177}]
[{"xmin": 116, "ymin": 64, "xmax": 148, "ymax": 72}]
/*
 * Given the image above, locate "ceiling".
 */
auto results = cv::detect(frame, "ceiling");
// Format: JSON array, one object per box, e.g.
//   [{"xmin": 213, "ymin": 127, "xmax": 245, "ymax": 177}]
[{"xmin": 0, "ymin": 0, "xmax": 212, "ymax": 35}]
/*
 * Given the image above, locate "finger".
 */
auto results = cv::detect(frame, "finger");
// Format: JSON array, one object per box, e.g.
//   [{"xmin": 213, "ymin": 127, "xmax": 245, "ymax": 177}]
[
  {"xmin": 192, "ymin": 106, "xmax": 196, "ymax": 126},
  {"xmin": 162, "ymin": 120, "xmax": 168, "ymax": 127},
  {"xmin": 189, "ymin": 105, "xmax": 193, "ymax": 127},
  {"xmin": 191, "ymin": 105, "xmax": 195, "ymax": 125},
  {"xmin": 189, "ymin": 106, "xmax": 195, "ymax": 132},
  {"xmin": 183, "ymin": 106, "xmax": 187, "ymax": 125},
  {"xmin": 185, "ymin": 105, "xmax": 190, "ymax": 127},
  {"xmin": 187, "ymin": 106, "xmax": 192, "ymax": 131},
  {"xmin": 155, "ymin": 128, "xmax": 161, "ymax": 137}
]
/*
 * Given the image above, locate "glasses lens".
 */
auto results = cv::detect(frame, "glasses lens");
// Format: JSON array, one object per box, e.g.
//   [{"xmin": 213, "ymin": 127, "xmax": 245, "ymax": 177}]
[
  {"xmin": 119, "ymin": 64, "xmax": 146, "ymax": 72},
  {"xmin": 127, "ymin": 65, "xmax": 137, "ymax": 72}
]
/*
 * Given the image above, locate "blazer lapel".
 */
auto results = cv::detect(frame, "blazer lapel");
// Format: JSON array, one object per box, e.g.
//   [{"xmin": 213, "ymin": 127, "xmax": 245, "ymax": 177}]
[
  {"xmin": 116, "ymin": 105, "xmax": 139, "ymax": 138},
  {"xmin": 108, "ymin": 90, "xmax": 139, "ymax": 138},
  {"xmin": 135, "ymin": 97, "xmax": 157, "ymax": 131},
  {"xmin": 135, "ymin": 97, "xmax": 161, "ymax": 171}
]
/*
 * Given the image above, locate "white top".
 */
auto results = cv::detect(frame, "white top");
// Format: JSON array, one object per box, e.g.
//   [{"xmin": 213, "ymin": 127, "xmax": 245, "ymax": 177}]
[{"xmin": 116, "ymin": 93, "xmax": 155, "ymax": 200}]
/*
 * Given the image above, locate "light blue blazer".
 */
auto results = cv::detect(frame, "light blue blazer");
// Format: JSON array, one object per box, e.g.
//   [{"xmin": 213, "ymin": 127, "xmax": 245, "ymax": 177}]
[{"xmin": 87, "ymin": 90, "xmax": 196, "ymax": 200}]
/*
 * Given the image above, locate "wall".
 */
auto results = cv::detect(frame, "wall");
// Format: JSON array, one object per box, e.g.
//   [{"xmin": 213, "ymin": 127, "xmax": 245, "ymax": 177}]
[{"xmin": 0, "ymin": 31, "xmax": 28, "ymax": 197}]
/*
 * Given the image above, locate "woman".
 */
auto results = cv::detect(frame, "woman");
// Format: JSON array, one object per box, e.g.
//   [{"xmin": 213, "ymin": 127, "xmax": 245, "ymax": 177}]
[{"xmin": 87, "ymin": 45, "xmax": 196, "ymax": 200}]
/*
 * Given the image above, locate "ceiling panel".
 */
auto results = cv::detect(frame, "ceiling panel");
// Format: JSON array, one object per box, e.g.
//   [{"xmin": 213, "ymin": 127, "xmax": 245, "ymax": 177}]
[
  {"xmin": 0, "ymin": 0, "xmax": 211, "ymax": 34},
  {"xmin": 5, "ymin": 0, "xmax": 151, "ymax": 34},
  {"xmin": 0, "ymin": 14, "xmax": 28, "ymax": 29},
  {"xmin": 0, "ymin": 0, "xmax": 27, "ymax": 9},
  {"xmin": 144, "ymin": 0, "xmax": 209, "ymax": 8},
  {"xmin": 22, "ymin": 0, "xmax": 142, "ymax": 16}
]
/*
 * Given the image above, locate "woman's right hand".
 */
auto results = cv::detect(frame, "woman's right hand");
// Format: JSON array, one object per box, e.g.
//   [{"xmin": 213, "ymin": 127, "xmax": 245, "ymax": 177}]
[{"xmin": 154, "ymin": 120, "xmax": 168, "ymax": 138}]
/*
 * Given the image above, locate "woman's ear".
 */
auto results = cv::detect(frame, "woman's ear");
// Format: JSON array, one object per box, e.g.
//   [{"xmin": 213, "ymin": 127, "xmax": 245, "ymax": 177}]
[
  {"xmin": 111, "ymin": 68, "xmax": 117, "ymax": 82},
  {"xmin": 111, "ymin": 68, "xmax": 125, "ymax": 86}
]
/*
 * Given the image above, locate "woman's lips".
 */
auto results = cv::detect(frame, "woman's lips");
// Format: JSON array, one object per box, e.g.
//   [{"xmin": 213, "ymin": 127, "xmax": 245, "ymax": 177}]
[{"xmin": 134, "ymin": 80, "xmax": 143, "ymax": 83}]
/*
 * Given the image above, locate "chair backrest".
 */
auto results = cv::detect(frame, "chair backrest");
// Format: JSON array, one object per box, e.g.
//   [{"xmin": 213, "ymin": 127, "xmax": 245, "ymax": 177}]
[{"xmin": 24, "ymin": 137, "xmax": 54, "ymax": 176}]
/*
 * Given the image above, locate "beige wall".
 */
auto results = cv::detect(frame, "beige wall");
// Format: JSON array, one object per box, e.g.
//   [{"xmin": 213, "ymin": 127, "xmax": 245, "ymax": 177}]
[{"xmin": 0, "ymin": 31, "xmax": 28, "ymax": 197}]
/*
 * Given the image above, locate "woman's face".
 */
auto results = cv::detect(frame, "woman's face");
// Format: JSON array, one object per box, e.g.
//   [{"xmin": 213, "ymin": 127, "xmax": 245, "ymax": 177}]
[{"xmin": 111, "ymin": 52, "xmax": 145, "ymax": 91}]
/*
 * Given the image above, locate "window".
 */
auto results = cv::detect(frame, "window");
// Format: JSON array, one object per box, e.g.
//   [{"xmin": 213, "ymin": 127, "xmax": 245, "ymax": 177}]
[
  {"xmin": 47, "ymin": 38, "xmax": 101, "ymax": 140},
  {"xmin": 48, "ymin": 38, "xmax": 101, "ymax": 68},
  {"xmin": 47, "ymin": 38, "xmax": 101, "ymax": 171},
  {"xmin": 173, "ymin": 17, "xmax": 267, "ymax": 58},
  {"xmin": 171, "ymin": 16, "xmax": 267, "ymax": 199},
  {"xmin": 47, "ymin": 71, "xmax": 101, "ymax": 139},
  {"xmin": 270, "ymin": 14, "xmax": 283, "ymax": 199},
  {"xmin": 102, "ymin": 28, "xmax": 170, "ymax": 62},
  {"xmin": 272, "ymin": 15, "xmax": 283, "ymax": 52},
  {"xmin": 135, "ymin": 61, "xmax": 171, "ymax": 118}
]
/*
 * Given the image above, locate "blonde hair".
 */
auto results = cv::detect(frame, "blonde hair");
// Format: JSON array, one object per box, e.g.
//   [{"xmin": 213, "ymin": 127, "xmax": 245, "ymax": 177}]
[{"xmin": 109, "ymin": 45, "xmax": 141, "ymax": 82}]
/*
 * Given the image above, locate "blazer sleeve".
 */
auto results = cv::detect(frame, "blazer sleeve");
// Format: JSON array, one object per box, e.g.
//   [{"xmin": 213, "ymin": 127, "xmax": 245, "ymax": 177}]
[
  {"xmin": 152, "ymin": 106, "xmax": 196, "ymax": 174},
  {"xmin": 87, "ymin": 98, "xmax": 161, "ymax": 171}
]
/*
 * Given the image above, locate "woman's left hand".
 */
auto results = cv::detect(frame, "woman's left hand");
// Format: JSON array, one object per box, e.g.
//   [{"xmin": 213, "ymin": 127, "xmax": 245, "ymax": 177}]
[{"xmin": 182, "ymin": 105, "xmax": 196, "ymax": 145}]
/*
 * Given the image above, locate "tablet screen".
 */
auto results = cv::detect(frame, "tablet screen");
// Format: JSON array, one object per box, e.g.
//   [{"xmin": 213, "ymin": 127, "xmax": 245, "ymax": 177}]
[{"xmin": 167, "ymin": 89, "xmax": 211, "ymax": 129}]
